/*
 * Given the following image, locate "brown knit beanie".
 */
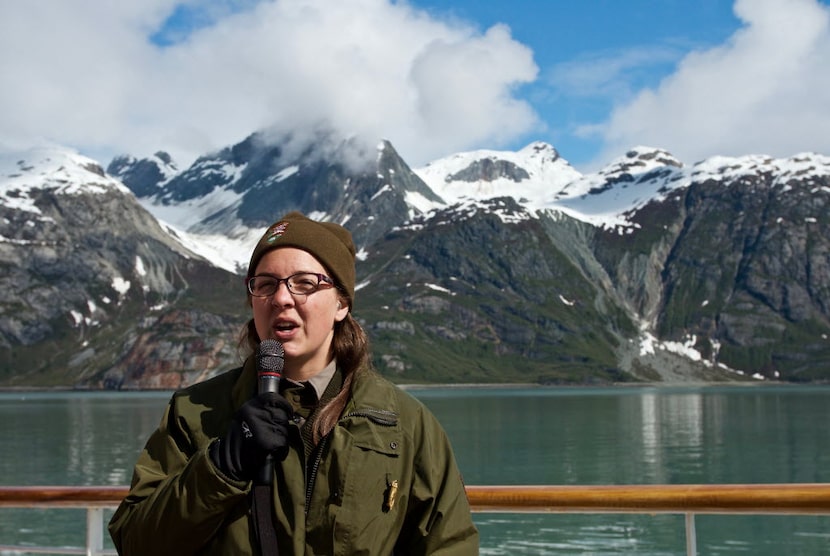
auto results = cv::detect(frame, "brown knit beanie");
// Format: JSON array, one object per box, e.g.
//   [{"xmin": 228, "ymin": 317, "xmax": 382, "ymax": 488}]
[{"xmin": 247, "ymin": 212, "xmax": 357, "ymax": 302}]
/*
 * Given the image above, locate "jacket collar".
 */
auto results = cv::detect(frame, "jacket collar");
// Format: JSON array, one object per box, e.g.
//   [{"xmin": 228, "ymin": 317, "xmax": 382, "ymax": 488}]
[
  {"xmin": 231, "ymin": 358, "xmax": 402, "ymax": 430},
  {"xmin": 232, "ymin": 355, "xmax": 339, "ymax": 406},
  {"xmin": 348, "ymin": 370, "xmax": 400, "ymax": 415},
  {"xmin": 231, "ymin": 355, "xmax": 258, "ymax": 409}
]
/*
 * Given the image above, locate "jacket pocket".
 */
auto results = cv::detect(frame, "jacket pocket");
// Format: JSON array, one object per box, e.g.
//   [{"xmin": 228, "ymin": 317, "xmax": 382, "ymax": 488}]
[{"xmin": 328, "ymin": 419, "xmax": 411, "ymax": 555}]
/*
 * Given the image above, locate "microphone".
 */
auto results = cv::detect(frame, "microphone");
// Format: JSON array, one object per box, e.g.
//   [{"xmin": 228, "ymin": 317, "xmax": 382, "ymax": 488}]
[
  {"xmin": 257, "ymin": 339, "xmax": 284, "ymax": 395},
  {"xmin": 255, "ymin": 339, "xmax": 284, "ymax": 486}
]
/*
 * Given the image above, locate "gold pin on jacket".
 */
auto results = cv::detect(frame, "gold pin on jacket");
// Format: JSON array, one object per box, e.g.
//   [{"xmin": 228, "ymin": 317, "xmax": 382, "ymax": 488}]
[{"xmin": 384, "ymin": 479, "xmax": 399, "ymax": 511}]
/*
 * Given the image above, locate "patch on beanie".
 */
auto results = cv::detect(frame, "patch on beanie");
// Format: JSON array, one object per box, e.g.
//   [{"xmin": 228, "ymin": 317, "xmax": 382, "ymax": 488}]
[{"xmin": 264, "ymin": 221, "xmax": 289, "ymax": 244}]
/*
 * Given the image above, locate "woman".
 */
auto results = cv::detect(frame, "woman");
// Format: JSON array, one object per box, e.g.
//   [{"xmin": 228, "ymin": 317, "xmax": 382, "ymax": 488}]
[{"xmin": 108, "ymin": 211, "xmax": 479, "ymax": 555}]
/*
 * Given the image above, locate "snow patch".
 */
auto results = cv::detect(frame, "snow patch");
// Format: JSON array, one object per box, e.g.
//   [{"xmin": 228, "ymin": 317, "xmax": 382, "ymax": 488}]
[
  {"xmin": 275, "ymin": 165, "xmax": 298, "ymax": 182},
  {"xmin": 425, "ymin": 283, "xmax": 453, "ymax": 295},
  {"xmin": 135, "ymin": 256, "xmax": 147, "ymax": 277},
  {"xmin": 112, "ymin": 276, "xmax": 131, "ymax": 295}
]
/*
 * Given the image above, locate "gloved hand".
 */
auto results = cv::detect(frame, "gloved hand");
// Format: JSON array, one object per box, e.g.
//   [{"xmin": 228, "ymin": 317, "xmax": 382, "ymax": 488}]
[{"xmin": 210, "ymin": 392, "xmax": 293, "ymax": 482}]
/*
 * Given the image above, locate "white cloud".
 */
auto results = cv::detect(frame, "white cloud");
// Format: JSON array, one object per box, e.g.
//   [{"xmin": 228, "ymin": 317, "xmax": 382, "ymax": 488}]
[
  {"xmin": 594, "ymin": 0, "xmax": 830, "ymax": 166},
  {"xmin": 548, "ymin": 45, "xmax": 682, "ymax": 101},
  {"xmin": 0, "ymin": 0, "xmax": 538, "ymax": 168}
]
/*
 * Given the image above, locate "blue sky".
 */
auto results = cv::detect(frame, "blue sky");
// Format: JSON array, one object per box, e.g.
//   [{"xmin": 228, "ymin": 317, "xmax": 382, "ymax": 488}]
[
  {"xmin": 2, "ymin": 0, "xmax": 829, "ymax": 172},
  {"xmin": 410, "ymin": 1, "xmax": 742, "ymax": 166}
]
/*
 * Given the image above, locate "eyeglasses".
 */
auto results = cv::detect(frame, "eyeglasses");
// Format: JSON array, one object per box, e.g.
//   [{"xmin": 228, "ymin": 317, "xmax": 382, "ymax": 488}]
[{"xmin": 247, "ymin": 273, "xmax": 335, "ymax": 297}]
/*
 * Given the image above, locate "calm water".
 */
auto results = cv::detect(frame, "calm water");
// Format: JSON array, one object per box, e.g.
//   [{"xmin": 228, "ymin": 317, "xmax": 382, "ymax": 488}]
[{"xmin": 1, "ymin": 385, "xmax": 830, "ymax": 554}]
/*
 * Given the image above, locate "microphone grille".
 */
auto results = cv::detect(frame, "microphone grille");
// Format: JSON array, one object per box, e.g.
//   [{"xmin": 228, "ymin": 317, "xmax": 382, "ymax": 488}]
[{"xmin": 257, "ymin": 339, "xmax": 285, "ymax": 373}]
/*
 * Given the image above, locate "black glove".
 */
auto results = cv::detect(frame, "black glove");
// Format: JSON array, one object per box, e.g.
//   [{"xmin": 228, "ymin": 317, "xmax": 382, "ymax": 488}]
[{"xmin": 210, "ymin": 392, "xmax": 293, "ymax": 482}]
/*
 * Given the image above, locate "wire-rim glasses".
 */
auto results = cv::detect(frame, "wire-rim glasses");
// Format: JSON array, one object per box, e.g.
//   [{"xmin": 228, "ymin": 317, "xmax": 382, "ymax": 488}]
[{"xmin": 247, "ymin": 273, "xmax": 334, "ymax": 297}]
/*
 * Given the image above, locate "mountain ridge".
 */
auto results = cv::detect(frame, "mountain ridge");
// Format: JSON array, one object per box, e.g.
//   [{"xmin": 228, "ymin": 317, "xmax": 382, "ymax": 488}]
[{"xmin": 2, "ymin": 134, "xmax": 828, "ymax": 387}]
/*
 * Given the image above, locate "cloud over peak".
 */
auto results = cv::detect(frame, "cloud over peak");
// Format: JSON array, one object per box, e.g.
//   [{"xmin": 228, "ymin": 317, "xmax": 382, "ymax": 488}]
[
  {"xmin": 0, "ymin": 0, "xmax": 539, "ymax": 167},
  {"xmin": 595, "ymin": 0, "xmax": 830, "ymax": 165}
]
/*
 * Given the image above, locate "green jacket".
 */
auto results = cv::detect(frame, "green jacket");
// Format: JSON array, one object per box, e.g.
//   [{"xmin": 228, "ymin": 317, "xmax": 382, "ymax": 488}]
[{"xmin": 109, "ymin": 359, "xmax": 479, "ymax": 555}]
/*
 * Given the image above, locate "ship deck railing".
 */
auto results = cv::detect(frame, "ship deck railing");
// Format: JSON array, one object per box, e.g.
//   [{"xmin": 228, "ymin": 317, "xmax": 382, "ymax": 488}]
[{"xmin": 1, "ymin": 483, "xmax": 830, "ymax": 556}]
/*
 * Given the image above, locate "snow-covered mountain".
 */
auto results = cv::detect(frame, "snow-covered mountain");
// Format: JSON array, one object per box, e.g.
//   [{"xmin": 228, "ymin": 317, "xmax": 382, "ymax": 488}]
[
  {"xmin": 12, "ymin": 142, "xmax": 830, "ymax": 256},
  {"xmin": 415, "ymin": 143, "xmax": 830, "ymax": 232},
  {"xmin": 107, "ymin": 140, "xmax": 586, "ymax": 271},
  {"xmin": 414, "ymin": 141, "xmax": 580, "ymax": 207},
  {"xmin": 107, "ymin": 137, "xmax": 830, "ymax": 275},
  {"xmin": 3, "ymin": 134, "xmax": 830, "ymax": 387},
  {"xmin": 0, "ymin": 144, "xmax": 248, "ymax": 388},
  {"xmin": 0, "ymin": 147, "xmax": 130, "ymax": 212},
  {"xmin": 108, "ymin": 137, "xmax": 443, "ymax": 274},
  {"xmin": 555, "ymin": 147, "xmax": 830, "ymax": 231}
]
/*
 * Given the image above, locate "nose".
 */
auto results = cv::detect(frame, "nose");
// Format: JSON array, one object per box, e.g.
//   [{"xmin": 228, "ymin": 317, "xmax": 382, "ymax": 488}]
[{"xmin": 270, "ymin": 280, "xmax": 294, "ymax": 306}]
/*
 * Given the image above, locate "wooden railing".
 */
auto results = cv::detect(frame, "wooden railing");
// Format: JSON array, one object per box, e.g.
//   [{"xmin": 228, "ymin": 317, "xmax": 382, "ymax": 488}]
[
  {"xmin": 465, "ymin": 483, "xmax": 830, "ymax": 514},
  {"xmin": 2, "ymin": 484, "xmax": 830, "ymax": 555}
]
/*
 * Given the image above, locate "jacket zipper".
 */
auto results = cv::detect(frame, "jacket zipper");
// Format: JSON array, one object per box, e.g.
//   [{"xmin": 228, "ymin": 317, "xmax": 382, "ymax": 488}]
[
  {"xmin": 305, "ymin": 434, "xmax": 330, "ymax": 516},
  {"xmin": 345, "ymin": 408, "xmax": 398, "ymax": 426},
  {"xmin": 303, "ymin": 408, "xmax": 399, "ymax": 515}
]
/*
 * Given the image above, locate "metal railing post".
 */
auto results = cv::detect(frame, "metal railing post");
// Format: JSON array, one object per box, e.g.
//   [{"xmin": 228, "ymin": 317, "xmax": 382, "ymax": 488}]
[
  {"xmin": 685, "ymin": 512, "xmax": 697, "ymax": 556},
  {"xmin": 86, "ymin": 507, "xmax": 104, "ymax": 556}
]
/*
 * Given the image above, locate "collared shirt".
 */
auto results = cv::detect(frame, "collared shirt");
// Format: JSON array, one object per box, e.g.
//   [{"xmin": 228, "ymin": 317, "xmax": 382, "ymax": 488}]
[{"xmin": 280, "ymin": 359, "xmax": 337, "ymax": 427}]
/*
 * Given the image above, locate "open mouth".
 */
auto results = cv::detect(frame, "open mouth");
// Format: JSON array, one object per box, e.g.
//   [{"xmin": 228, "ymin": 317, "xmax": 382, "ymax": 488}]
[{"xmin": 274, "ymin": 320, "xmax": 298, "ymax": 332}]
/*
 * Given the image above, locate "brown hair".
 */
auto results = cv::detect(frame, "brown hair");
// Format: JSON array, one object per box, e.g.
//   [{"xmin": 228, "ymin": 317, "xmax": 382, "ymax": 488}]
[{"xmin": 239, "ymin": 289, "xmax": 372, "ymax": 444}]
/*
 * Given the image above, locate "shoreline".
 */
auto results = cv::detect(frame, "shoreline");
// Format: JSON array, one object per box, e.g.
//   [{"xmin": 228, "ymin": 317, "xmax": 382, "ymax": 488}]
[{"xmin": 2, "ymin": 379, "xmax": 826, "ymax": 394}]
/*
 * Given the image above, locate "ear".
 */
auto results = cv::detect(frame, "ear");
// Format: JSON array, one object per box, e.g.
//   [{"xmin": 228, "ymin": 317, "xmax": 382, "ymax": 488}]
[{"xmin": 334, "ymin": 299, "xmax": 349, "ymax": 322}]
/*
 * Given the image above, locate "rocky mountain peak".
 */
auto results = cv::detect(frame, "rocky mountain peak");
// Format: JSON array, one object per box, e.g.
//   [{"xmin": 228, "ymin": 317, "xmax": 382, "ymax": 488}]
[
  {"xmin": 2, "ymin": 147, "xmax": 129, "ymax": 215},
  {"xmin": 447, "ymin": 156, "xmax": 530, "ymax": 184},
  {"xmin": 598, "ymin": 146, "xmax": 682, "ymax": 183},
  {"xmin": 415, "ymin": 142, "xmax": 581, "ymax": 209},
  {"xmin": 519, "ymin": 141, "xmax": 565, "ymax": 167},
  {"xmin": 3, "ymin": 134, "xmax": 830, "ymax": 388},
  {"xmin": 107, "ymin": 151, "xmax": 179, "ymax": 198}
]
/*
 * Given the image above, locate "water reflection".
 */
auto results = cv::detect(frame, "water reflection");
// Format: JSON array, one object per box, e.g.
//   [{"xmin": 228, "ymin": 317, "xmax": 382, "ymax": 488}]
[
  {"xmin": 476, "ymin": 513, "xmax": 683, "ymax": 556},
  {"xmin": 413, "ymin": 385, "xmax": 830, "ymax": 488},
  {"xmin": 2, "ymin": 386, "xmax": 830, "ymax": 555},
  {"xmin": 3, "ymin": 387, "xmax": 828, "ymax": 489},
  {"xmin": 0, "ymin": 392, "xmax": 170, "ymax": 486},
  {"xmin": 639, "ymin": 390, "xmax": 705, "ymax": 483},
  {"xmin": 640, "ymin": 391, "xmax": 659, "ymax": 470}
]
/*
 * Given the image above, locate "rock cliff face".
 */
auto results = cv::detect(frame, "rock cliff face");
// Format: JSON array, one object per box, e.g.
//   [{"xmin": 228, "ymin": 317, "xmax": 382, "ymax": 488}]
[
  {"xmin": 2, "ymin": 139, "xmax": 829, "ymax": 388},
  {"xmin": 587, "ymin": 153, "xmax": 830, "ymax": 381},
  {"xmin": 654, "ymin": 170, "xmax": 828, "ymax": 379},
  {"xmin": 355, "ymin": 201, "xmax": 635, "ymax": 384},
  {"xmin": 0, "ymin": 148, "xmax": 246, "ymax": 387}
]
